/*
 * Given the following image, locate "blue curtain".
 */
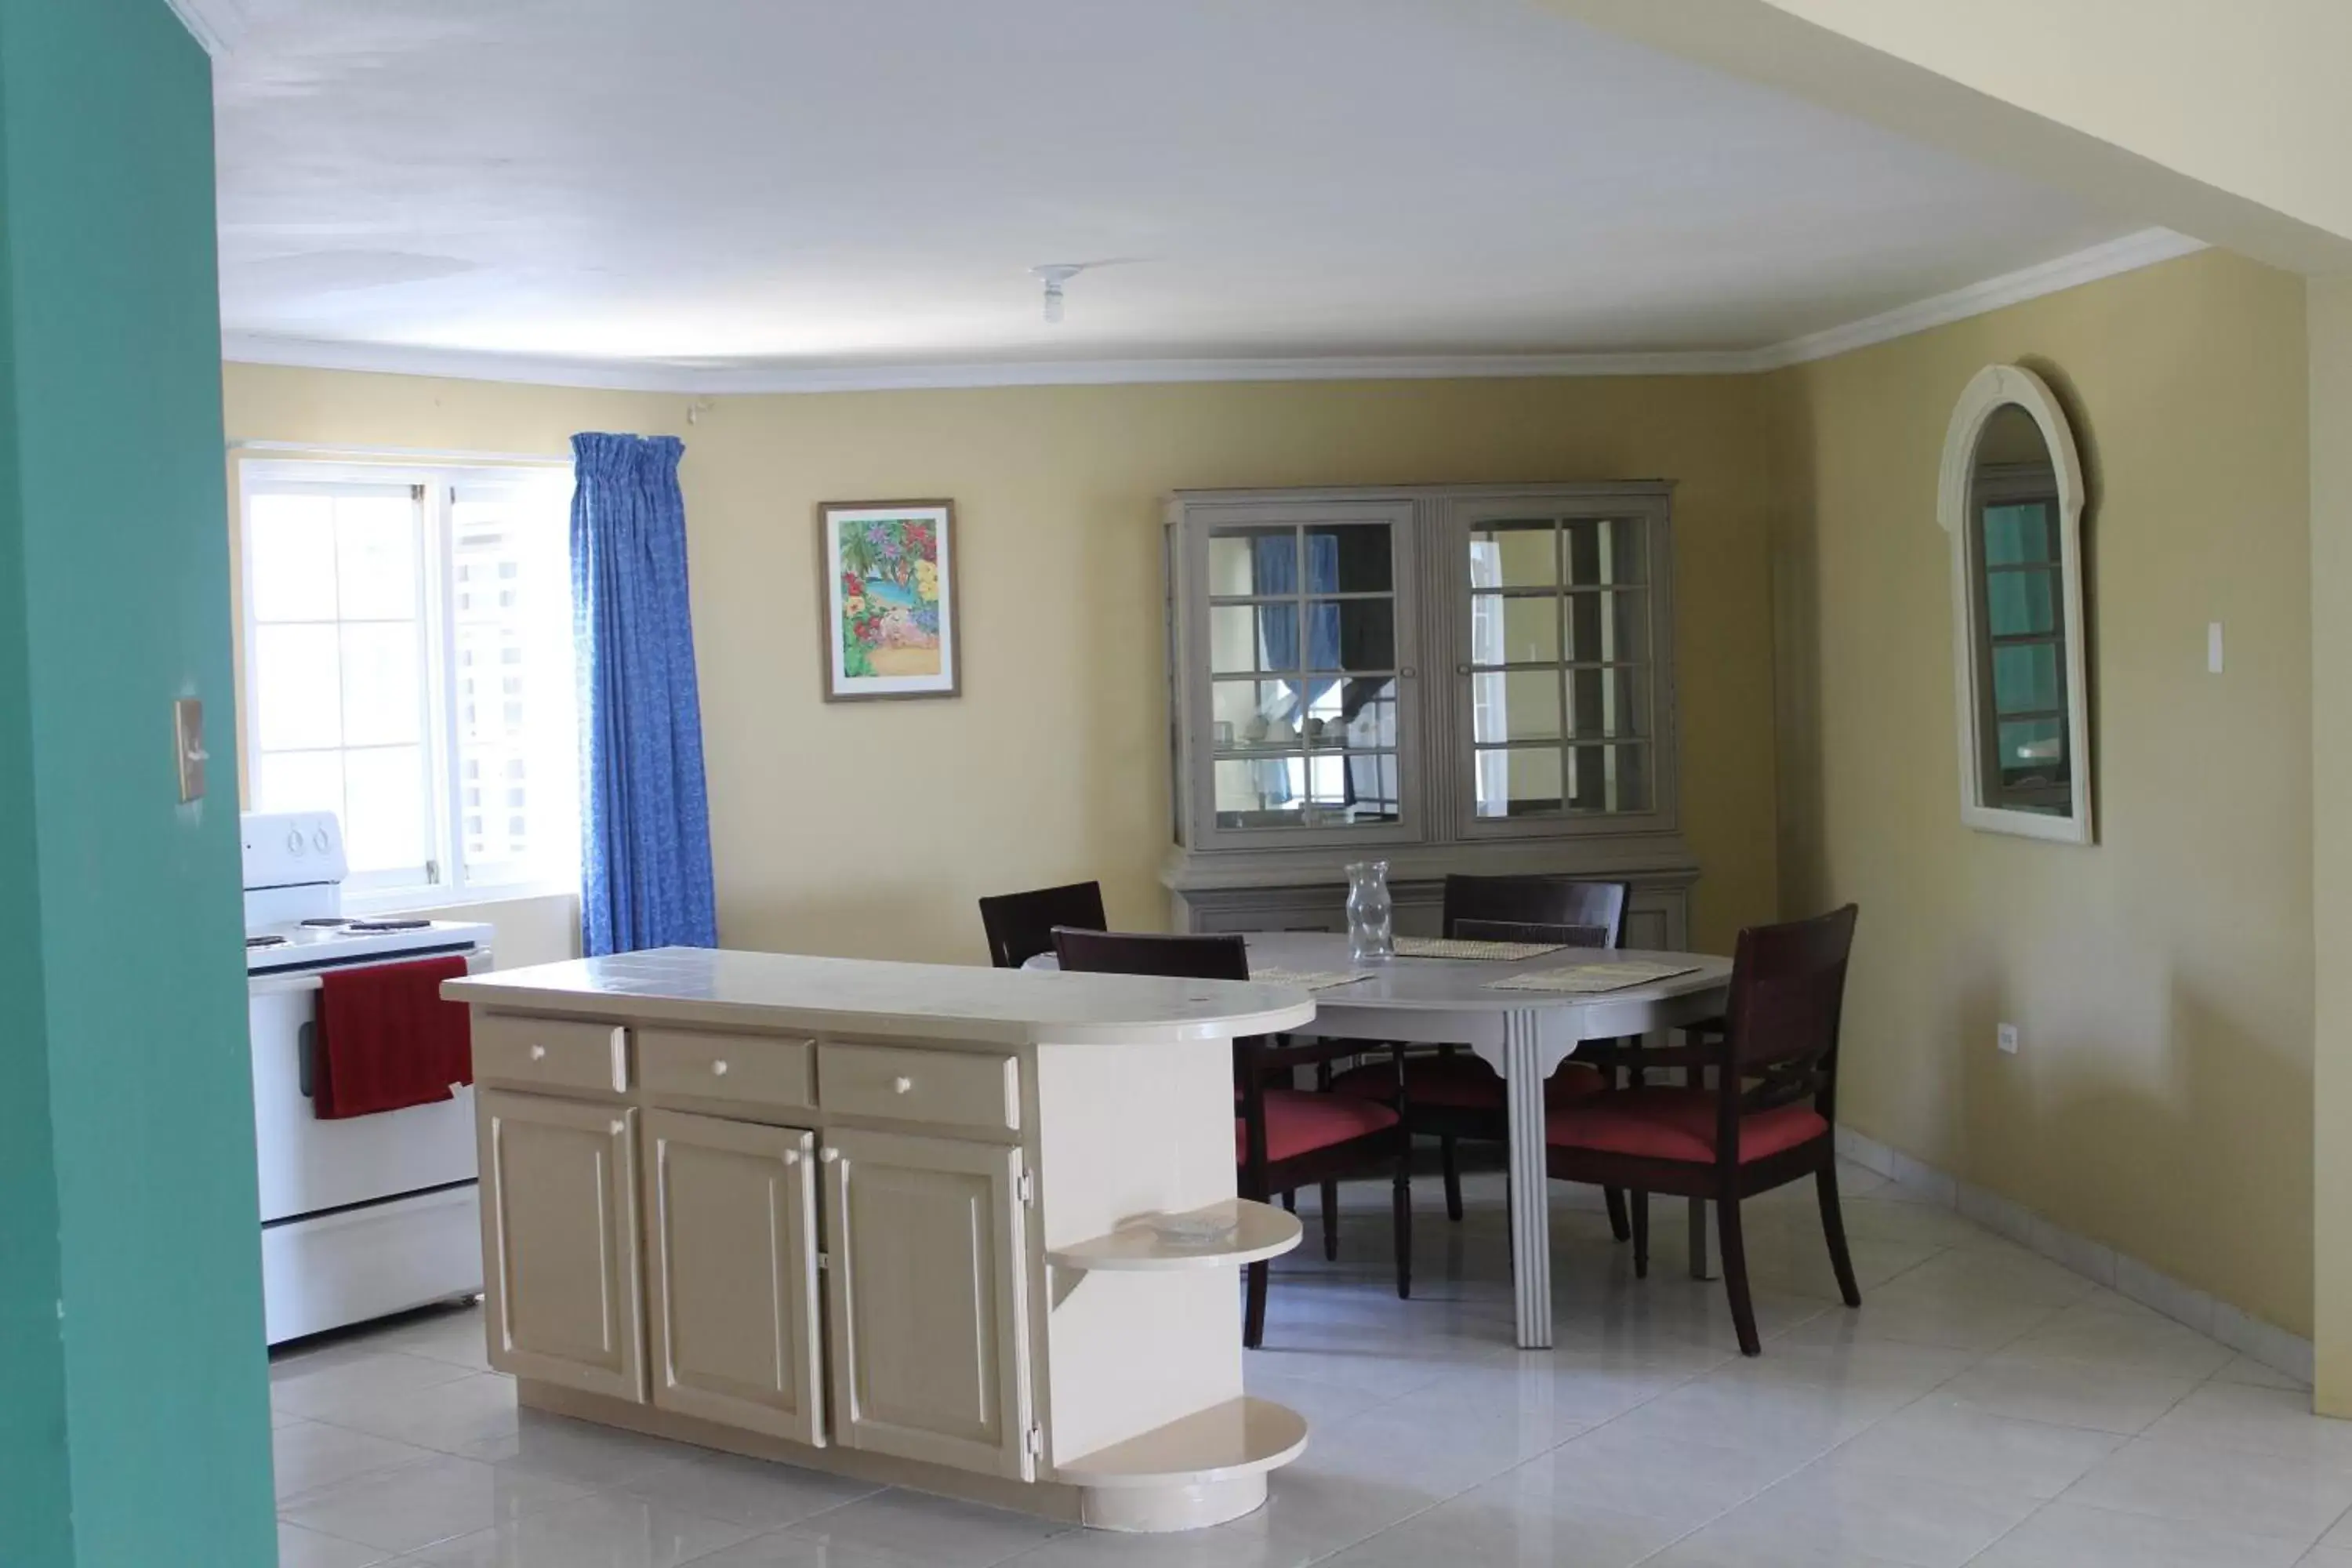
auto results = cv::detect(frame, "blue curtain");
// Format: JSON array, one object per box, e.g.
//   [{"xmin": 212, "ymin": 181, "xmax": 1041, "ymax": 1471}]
[
  {"xmin": 1250, "ymin": 534, "xmax": 1342, "ymax": 804},
  {"xmin": 572, "ymin": 433, "xmax": 718, "ymax": 956}
]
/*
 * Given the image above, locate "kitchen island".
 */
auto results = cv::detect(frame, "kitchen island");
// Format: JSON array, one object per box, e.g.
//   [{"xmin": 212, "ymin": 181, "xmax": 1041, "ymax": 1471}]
[{"xmin": 443, "ymin": 946, "xmax": 1317, "ymax": 1533}]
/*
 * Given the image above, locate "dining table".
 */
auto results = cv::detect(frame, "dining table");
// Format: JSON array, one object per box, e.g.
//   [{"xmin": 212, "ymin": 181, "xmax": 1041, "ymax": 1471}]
[{"xmin": 1031, "ymin": 931, "xmax": 1735, "ymax": 1350}]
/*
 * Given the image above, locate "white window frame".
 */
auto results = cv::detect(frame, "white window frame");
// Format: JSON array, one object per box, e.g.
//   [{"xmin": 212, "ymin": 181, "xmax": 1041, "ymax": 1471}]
[
  {"xmin": 1936, "ymin": 364, "xmax": 2095, "ymax": 845},
  {"xmin": 239, "ymin": 458, "xmax": 581, "ymax": 909}
]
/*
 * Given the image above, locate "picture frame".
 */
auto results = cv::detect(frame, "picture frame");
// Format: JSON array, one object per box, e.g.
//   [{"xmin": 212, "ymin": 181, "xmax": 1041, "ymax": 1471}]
[{"xmin": 817, "ymin": 499, "xmax": 960, "ymax": 702}]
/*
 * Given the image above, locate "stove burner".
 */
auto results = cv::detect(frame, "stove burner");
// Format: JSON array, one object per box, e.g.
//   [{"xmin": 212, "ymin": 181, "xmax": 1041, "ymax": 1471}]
[
  {"xmin": 345, "ymin": 919, "xmax": 431, "ymax": 933},
  {"xmin": 245, "ymin": 935, "xmax": 289, "ymax": 949},
  {"xmin": 299, "ymin": 917, "xmax": 354, "ymax": 929}
]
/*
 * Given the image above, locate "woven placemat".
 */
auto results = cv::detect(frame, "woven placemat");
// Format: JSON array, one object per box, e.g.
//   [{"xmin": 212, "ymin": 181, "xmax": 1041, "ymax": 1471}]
[
  {"xmin": 1390, "ymin": 935, "xmax": 1566, "ymax": 961},
  {"xmin": 1486, "ymin": 961, "xmax": 1700, "ymax": 994},
  {"xmin": 1248, "ymin": 967, "xmax": 1375, "ymax": 991}
]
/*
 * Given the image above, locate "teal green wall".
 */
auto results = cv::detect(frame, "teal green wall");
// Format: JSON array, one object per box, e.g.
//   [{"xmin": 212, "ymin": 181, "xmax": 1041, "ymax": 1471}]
[{"xmin": 0, "ymin": 2, "xmax": 274, "ymax": 1563}]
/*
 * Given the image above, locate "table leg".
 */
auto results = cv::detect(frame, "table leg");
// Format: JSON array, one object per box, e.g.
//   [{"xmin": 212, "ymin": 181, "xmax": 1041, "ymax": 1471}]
[{"xmin": 1502, "ymin": 1008, "xmax": 1552, "ymax": 1349}]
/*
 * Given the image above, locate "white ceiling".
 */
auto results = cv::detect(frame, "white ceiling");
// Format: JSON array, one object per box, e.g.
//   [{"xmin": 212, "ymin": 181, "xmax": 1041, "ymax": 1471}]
[{"xmin": 209, "ymin": 0, "xmax": 2147, "ymax": 383}]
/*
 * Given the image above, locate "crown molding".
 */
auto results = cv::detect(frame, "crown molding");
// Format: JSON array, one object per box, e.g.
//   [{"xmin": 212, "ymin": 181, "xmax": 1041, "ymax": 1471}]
[
  {"xmin": 1753, "ymin": 227, "xmax": 2208, "ymax": 371},
  {"xmin": 221, "ymin": 227, "xmax": 2206, "ymax": 396},
  {"xmin": 165, "ymin": 0, "xmax": 249, "ymax": 56}
]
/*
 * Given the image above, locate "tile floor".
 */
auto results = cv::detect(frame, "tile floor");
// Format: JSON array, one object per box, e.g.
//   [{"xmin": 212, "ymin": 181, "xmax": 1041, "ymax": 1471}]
[{"xmin": 272, "ymin": 1162, "xmax": 2343, "ymax": 1567}]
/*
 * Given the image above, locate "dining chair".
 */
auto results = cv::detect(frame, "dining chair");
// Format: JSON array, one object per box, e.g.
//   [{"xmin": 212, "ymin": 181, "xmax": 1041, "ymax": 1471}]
[
  {"xmin": 1330, "ymin": 877, "xmax": 1632, "ymax": 1231},
  {"xmin": 1544, "ymin": 904, "xmax": 1863, "ymax": 1356},
  {"xmin": 1049, "ymin": 926, "xmax": 1412, "ymax": 1348},
  {"xmin": 978, "ymin": 880, "xmax": 1107, "ymax": 969}
]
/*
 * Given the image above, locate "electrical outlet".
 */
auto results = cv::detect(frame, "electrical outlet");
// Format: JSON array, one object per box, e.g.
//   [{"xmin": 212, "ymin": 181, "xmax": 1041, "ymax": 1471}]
[{"xmin": 1997, "ymin": 1022, "xmax": 2020, "ymax": 1055}]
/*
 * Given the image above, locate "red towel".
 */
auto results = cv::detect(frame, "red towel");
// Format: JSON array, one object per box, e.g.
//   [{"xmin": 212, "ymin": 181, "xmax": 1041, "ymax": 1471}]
[{"xmin": 314, "ymin": 955, "xmax": 475, "ymax": 1120}]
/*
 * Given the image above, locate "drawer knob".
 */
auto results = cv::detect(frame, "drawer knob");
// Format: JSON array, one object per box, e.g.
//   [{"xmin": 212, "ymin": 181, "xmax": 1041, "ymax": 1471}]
[
  {"xmin": 782, "ymin": 1149, "xmax": 800, "ymax": 1166},
  {"xmin": 712, "ymin": 1059, "xmax": 729, "ymax": 1076},
  {"xmin": 891, "ymin": 1075, "xmax": 913, "ymax": 1094},
  {"xmin": 528, "ymin": 1044, "xmax": 546, "ymax": 1062},
  {"xmin": 820, "ymin": 1147, "xmax": 839, "ymax": 1163}
]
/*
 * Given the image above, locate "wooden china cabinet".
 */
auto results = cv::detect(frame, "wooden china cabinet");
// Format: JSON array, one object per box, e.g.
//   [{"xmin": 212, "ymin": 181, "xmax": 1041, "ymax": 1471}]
[{"xmin": 1161, "ymin": 482, "xmax": 1697, "ymax": 947}]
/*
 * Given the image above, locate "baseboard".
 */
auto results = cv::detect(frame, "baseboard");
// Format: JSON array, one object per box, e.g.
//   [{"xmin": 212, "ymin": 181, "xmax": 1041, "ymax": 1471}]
[{"xmin": 1833, "ymin": 1127, "xmax": 2314, "ymax": 1387}]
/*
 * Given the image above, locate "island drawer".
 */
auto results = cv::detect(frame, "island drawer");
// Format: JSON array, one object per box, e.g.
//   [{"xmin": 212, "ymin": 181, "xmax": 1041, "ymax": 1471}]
[
  {"xmin": 640, "ymin": 1027, "xmax": 815, "ymax": 1112},
  {"xmin": 474, "ymin": 1014, "xmax": 630, "ymax": 1096},
  {"xmin": 818, "ymin": 1041, "xmax": 1020, "ymax": 1133}
]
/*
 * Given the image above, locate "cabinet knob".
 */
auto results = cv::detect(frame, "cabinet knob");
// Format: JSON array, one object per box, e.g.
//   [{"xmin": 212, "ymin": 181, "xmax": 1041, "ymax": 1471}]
[
  {"xmin": 528, "ymin": 1044, "xmax": 546, "ymax": 1062},
  {"xmin": 891, "ymin": 1075, "xmax": 913, "ymax": 1095},
  {"xmin": 820, "ymin": 1147, "xmax": 839, "ymax": 1163},
  {"xmin": 1400, "ymin": 665, "xmax": 1418, "ymax": 679},
  {"xmin": 782, "ymin": 1149, "xmax": 800, "ymax": 1166},
  {"xmin": 711, "ymin": 1059, "xmax": 729, "ymax": 1076},
  {"xmin": 1456, "ymin": 662, "xmax": 1473, "ymax": 677}
]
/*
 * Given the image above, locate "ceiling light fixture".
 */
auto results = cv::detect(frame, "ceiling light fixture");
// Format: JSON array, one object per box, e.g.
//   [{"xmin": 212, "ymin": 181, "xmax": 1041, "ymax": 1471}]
[{"xmin": 1031, "ymin": 264, "xmax": 1086, "ymax": 325}]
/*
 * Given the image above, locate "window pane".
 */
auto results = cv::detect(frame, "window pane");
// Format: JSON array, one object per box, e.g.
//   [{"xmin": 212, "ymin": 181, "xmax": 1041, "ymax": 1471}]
[
  {"xmin": 339, "ymin": 623, "xmax": 421, "ymax": 746},
  {"xmin": 1211, "ymin": 678, "xmax": 1300, "ymax": 746},
  {"xmin": 1568, "ymin": 742, "xmax": 1650, "ymax": 814},
  {"xmin": 1308, "ymin": 599, "xmax": 1392, "ymax": 671},
  {"xmin": 253, "ymin": 624, "xmax": 343, "ymax": 750},
  {"xmin": 1565, "ymin": 590, "xmax": 1648, "ymax": 665},
  {"xmin": 452, "ymin": 482, "xmax": 580, "ymax": 880},
  {"xmin": 1466, "ymin": 523, "xmax": 1556, "ymax": 590},
  {"xmin": 255, "ymin": 750, "xmax": 343, "ymax": 817},
  {"xmin": 1567, "ymin": 666, "xmax": 1648, "ymax": 739},
  {"xmin": 1472, "ymin": 670, "xmax": 1562, "ymax": 744},
  {"xmin": 335, "ymin": 496, "xmax": 419, "ymax": 619},
  {"xmin": 1471, "ymin": 593, "xmax": 1559, "ymax": 666},
  {"xmin": 1473, "ymin": 746, "xmax": 1563, "ymax": 818},
  {"xmin": 248, "ymin": 494, "xmax": 339, "ymax": 621},
  {"xmin": 1984, "ymin": 502, "xmax": 2054, "ymax": 566},
  {"xmin": 1305, "ymin": 524, "xmax": 1392, "ymax": 593},
  {"xmin": 343, "ymin": 746, "xmax": 427, "ymax": 873},
  {"xmin": 1997, "ymin": 719, "xmax": 2067, "ymax": 781},
  {"xmin": 1563, "ymin": 518, "xmax": 1646, "ymax": 586},
  {"xmin": 1986, "ymin": 568, "xmax": 2056, "ymax": 637},
  {"xmin": 1210, "ymin": 604, "xmax": 1295, "ymax": 673},
  {"xmin": 1992, "ymin": 643, "xmax": 2061, "ymax": 715},
  {"xmin": 1207, "ymin": 528, "xmax": 1294, "ymax": 598}
]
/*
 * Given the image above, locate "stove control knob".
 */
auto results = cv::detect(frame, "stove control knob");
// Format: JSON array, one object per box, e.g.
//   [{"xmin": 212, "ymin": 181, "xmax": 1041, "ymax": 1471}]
[
  {"xmin": 312, "ymin": 828, "xmax": 332, "ymax": 853},
  {"xmin": 285, "ymin": 829, "xmax": 304, "ymax": 855},
  {"xmin": 711, "ymin": 1059, "xmax": 729, "ymax": 1076}
]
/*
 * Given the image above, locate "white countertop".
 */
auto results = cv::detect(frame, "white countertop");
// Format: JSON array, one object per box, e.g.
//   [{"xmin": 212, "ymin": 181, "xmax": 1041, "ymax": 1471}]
[{"xmin": 443, "ymin": 946, "xmax": 1318, "ymax": 1047}]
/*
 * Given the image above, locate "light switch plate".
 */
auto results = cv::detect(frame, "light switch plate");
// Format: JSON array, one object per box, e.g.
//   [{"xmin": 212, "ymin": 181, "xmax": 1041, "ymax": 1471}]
[
  {"xmin": 173, "ymin": 697, "xmax": 206, "ymax": 802},
  {"xmin": 1997, "ymin": 1022, "xmax": 2020, "ymax": 1055},
  {"xmin": 2208, "ymin": 622, "xmax": 2224, "ymax": 674}
]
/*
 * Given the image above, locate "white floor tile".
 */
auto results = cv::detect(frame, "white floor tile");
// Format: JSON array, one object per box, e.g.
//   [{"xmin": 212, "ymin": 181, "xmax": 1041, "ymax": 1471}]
[
  {"xmin": 278, "ymin": 1520, "xmax": 394, "ymax": 1568},
  {"xmin": 695, "ymin": 1530, "xmax": 968, "ymax": 1568},
  {"xmin": 1927, "ymin": 1356, "xmax": 2201, "ymax": 1435},
  {"xmin": 1504, "ymin": 1421, "xmax": 1812, "ymax": 1530},
  {"xmin": 1812, "ymin": 1400, "xmax": 2124, "ymax": 1498},
  {"xmin": 2212, "ymin": 1352, "xmax": 2311, "ymax": 1392},
  {"xmin": 2140, "ymin": 1381, "xmax": 2352, "ymax": 1467},
  {"xmin": 393, "ymin": 1490, "xmax": 756, "ymax": 1567},
  {"xmin": 1672, "ymin": 1465, "xmax": 2039, "ymax": 1568},
  {"xmin": 275, "ymin": 1419, "xmax": 441, "ymax": 1504},
  {"xmin": 278, "ymin": 1452, "xmax": 588, "ymax": 1555},
  {"xmin": 2060, "ymin": 1436, "xmax": 2352, "ymax": 1545},
  {"xmin": 1316, "ymin": 1486, "xmax": 1682, "ymax": 1567},
  {"xmin": 2002, "ymin": 1301, "xmax": 2238, "ymax": 1379},
  {"xmin": 365, "ymin": 1306, "xmax": 495, "ymax": 1373},
  {"xmin": 1967, "ymin": 1501, "xmax": 2309, "ymax": 1567},
  {"xmin": 324, "ymin": 1372, "xmax": 524, "ymax": 1455},
  {"xmin": 771, "ymin": 1489, "xmax": 1073, "ymax": 1567},
  {"xmin": 615, "ymin": 1447, "xmax": 884, "ymax": 1530},
  {"xmin": 272, "ymin": 1352, "xmax": 482, "ymax": 1424}
]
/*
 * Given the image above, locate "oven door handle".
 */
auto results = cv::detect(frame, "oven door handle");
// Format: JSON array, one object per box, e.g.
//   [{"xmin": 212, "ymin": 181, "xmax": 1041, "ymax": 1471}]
[{"xmin": 298, "ymin": 1019, "xmax": 316, "ymax": 1100}]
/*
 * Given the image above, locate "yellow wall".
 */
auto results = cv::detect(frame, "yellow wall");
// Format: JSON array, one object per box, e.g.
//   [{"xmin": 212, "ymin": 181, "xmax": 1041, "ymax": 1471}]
[
  {"xmin": 222, "ymin": 365, "xmax": 1783, "ymax": 967},
  {"xmin": 2310, "ymin": 273, "xmax": 2352, "ymax": 1403},
  {"xmin": 1771, "ymin": 249, "xmax": 2315, "ymax": 1333}
]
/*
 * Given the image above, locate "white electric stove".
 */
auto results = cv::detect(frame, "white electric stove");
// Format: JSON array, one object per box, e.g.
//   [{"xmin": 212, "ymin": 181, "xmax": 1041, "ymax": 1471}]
[{"xmin": 245, "ymin": 810, "xmax": 495, "ymax": 1344}]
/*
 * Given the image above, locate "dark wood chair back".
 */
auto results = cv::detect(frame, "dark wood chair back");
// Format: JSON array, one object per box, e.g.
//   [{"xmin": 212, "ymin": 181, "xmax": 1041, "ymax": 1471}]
[
  {"xmin": 1715, "ymin": 903, "xmax": 1860, "ymax": 1123},
  {"xmin": 978, "ymin": 880, "xmax": 1107, "ymax": 968},
  {"xmin": 1443, "ymin": 876, "xmax": 1628, "ymax": 948},
  {"xmin": 1451, "ymin": 916, "xmax": 1612, "ymax": 948},
  {"xmin": 1050, "ymin": 927, "xmax": 1248, "ymax": 982}
]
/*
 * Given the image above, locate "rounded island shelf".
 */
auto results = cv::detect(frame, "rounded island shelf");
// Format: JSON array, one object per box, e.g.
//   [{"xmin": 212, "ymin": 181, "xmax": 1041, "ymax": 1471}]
[
  {"xmin": 1045, "ymin": 1199, "xmax": 1302, "ymax": 1273},
  {"xmin": 1062, "ymin": 1395, "xmax": 1310, "ymax": 1532}
]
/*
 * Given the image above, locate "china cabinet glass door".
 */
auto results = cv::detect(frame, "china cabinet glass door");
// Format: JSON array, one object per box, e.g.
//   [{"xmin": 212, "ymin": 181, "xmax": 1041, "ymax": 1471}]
[
  {"xmin": 1185, "ymin": 503, "xmax": 1419, "ymax": 848},
  {"xmin": 1454, "ymin": 500, "xmax": 1670, "ymax": 838}
]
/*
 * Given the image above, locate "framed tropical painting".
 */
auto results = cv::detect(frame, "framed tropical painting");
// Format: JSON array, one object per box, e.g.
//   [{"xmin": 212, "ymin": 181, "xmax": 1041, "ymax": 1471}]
[{"xmin": 818, "ymin": 499, "xmax": 960, "ymax": 701}]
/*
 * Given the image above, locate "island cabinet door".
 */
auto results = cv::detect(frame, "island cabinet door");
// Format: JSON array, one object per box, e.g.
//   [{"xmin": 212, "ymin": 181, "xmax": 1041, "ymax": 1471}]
[
  {"xmin": 642, "ymin": 1110, "xmax": 825, "ymax": 1446},
  {"xmin": 820, "ymin": 1128, "xmax": 1034, "ymax": 1481},
  {"xmin": 477, "ymin": 1091, "xmax": 645, "ymax": 1402}
]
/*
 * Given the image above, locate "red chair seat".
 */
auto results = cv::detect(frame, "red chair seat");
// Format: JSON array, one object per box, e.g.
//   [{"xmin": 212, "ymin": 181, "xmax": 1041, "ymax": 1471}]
[
  {"xmin": 1236, "ymin": 1089, "xmax": 1400, "ymax": 1165},
  {"xmin": 1545, "ymin": 1087, "xmax": 1827, "ymax": 1164},
  {"xmin": 1330, "ymin": 1053, "xmax": 1606, "ymax": 1110}
]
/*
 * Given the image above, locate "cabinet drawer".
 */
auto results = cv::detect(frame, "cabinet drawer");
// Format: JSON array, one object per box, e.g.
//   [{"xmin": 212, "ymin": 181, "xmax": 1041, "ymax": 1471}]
[
  {"xmin": 819, "ymin": 1042, "xmax": 1020, "ymax": 1134},
  {"xmin": 474, "ymin": 1014, "xmax": 630, "ymax": 1096},
  {"xmin": 641, "ymin": 1028, "xmax": 815, "ymax": 1112}
]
